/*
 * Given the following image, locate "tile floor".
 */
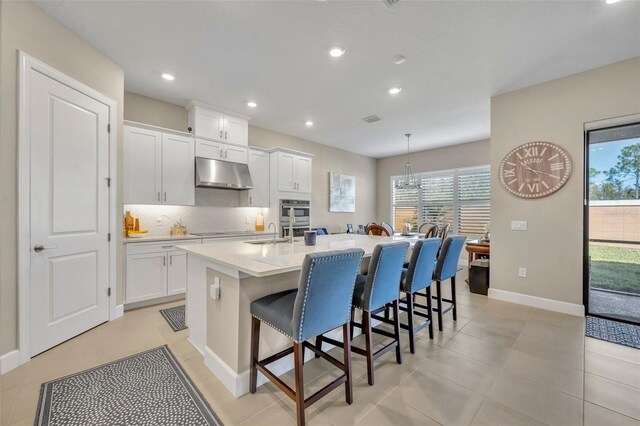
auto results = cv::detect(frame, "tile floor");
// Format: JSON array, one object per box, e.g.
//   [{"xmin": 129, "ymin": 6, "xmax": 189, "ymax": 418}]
[{"xmin": 2, "ymin": 272, "xmax": 640, "ymax": 425}]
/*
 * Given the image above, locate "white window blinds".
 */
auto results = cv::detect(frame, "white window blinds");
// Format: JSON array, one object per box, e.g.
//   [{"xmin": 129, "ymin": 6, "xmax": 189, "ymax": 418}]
[{"xmin": 391, "ymin": 166, "xmax": 490, "ymax": 236}]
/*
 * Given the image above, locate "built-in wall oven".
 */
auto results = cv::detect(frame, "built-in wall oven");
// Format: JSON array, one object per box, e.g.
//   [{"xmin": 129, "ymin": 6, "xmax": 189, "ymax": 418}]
[{"xmin": 280, "ymin": 199, "xmax": 311, "ymax": 238}]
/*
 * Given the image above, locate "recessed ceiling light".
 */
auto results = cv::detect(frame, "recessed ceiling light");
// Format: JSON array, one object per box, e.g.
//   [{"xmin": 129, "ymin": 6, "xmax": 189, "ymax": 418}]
[
  {"xmin": 305, "ymin": 121, "xmax": 314, "ymax": 127},
  {"xmin": 161, "ymin": 73, "xmax": 175, "ymax": 81},
  {"xmin": 392, "ymin": 55, "xmax": 406, "ymax": 65},
  {"xmin": 605, "ymin": 0, "xmax": 621, "ymax": 3},
  {"xmin": 247, "ymin": 101, "xmax": 257, "ymax": 108},
  {"xmin": 329, "ymin": 46, "xmax": 345, "ymax": 58},
  {"xmin": 389, "ymin": 87, "xmax": 402, "ymax": 95}
]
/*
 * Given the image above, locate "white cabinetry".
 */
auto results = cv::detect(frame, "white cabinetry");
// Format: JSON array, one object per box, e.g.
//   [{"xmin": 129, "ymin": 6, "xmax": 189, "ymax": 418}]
[
  {"xmin": 195, "ymin": 139, "xmax": 248, "ymax": 164},
  {"xmin": 240, "ymin": 149, "xmax": 270, "ymax": 207},
  {"xmin": 124, "ymin": 124, "xmax": 194, "ymax": 205},
  {"xmin": 187, "ymin": 102, "xmax": 249, "ymax": 146},
  {"xmin": 273, "ymin": 151, "xmax": 312, "ymax": 193},
  {"xmin": 125, "ymin": 239, "xmax": 200, "ymax": 305}
]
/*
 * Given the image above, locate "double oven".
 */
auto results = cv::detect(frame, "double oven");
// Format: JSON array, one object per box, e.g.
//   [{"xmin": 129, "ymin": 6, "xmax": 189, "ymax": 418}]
[{"xmin": 279, "ymin": 199, "xmax": 311, "ymax": 238}]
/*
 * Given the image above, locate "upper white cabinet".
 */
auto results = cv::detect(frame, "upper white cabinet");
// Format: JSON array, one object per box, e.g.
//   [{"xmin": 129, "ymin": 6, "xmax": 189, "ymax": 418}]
[
  {"xmin": 240, "ymin": 149, "xmax": 270, "ymax": 207},
  {"xmin": 124, "ymin": 124, "xmax": 195, "ymax": 206},
  {"xmin": 187, "ymin": 102, "xmax": 249, "ymax": 146},
  {"xmin": 195, "ymin": 139, "xmax": 248, "ymax": 164},
  {"xmin": 273, "ymin": 151, "xmax": 312, "ymax": 193}
]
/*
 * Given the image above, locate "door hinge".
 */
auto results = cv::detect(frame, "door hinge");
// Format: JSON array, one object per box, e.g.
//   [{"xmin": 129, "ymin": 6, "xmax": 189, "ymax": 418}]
[
  {"xmin": 106, "ymin": 177, "xmax": 111, "ymax": 187},
  {"xmin": 107, "ymin": 233, "xmax": 111, "ymax": 242},
  {"xmin": 107, "ymin": 124, "xmax": 111, "ymax": 133},
  {"xmin": 107, "ymin": 287, "xmax": 111, "ymax": 297}
]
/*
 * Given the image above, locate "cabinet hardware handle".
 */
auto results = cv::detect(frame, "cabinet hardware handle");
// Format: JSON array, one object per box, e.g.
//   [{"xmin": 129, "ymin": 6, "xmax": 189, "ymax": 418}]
[
  {"xmin": 161, "ymin": 245, "xmax": 174, "ymax": 249},
  {"xmin": 164, "ymin": 192, "xmax": 167, "ymax": 202},
  {"xmin": 220, "ymin": 130, "xmax": 223, "ymax": 140},
  {"xmin": 249, "ymin": 196, "xmax": 252, "ymax": 205},
  {"xmin": 158, "ymin": 192, "xmax": 161, "ymax": 201},
  {"xmin": 170, "ymin": 256, "xmax": 173, "ymax": 266},
  {"xmin": 225, "ymin": 131, "xmax": 228, "ymax": 140},
  {"xmin": 163, "ymin": 257, "xmax": 166, "ymax": 266}
]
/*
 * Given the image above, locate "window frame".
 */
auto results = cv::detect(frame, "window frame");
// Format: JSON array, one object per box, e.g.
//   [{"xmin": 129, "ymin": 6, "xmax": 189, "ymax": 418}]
[{"xmin": 390, "ymin": 164, "xmax": 490, "ymax": 236}]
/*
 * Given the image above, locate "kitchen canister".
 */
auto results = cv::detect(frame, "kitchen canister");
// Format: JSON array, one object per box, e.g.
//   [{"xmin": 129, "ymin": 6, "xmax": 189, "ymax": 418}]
[{"xmin": 304, "ymin": 230, "xmax": 317, "ymax": 246}]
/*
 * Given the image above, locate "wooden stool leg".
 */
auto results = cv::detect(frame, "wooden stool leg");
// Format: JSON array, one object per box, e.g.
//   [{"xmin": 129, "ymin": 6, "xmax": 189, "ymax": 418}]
[
  {"xmin": 363, "ymin": 310, "xmax": 374, "ymax": 386},
  {"xmin": 451, "ymin": 276, "xmax": 457, "ymax": 321},
  {"xmin": 393, "ymin": 299, "xmax": 402, "ymax": 365},
  {"xmin": 342, "ymin": 323, "xmax": 353, "ymax": 404},
  {"xmin": 250, "ymin": 317, "xmax": 260, "ymax": 394},
  {"xmin": 426, "ymin": 286, "xmax": 434, "ymax": 339},
  {"xmin": 350, "ymin": 306, "xmax": 355, "ymax": 341},
  {"xmin": 314, "ymin": 336, "xmax": 322, "ymax": 358},
  {"xmin": 293, "ymin": 342, "xmax": 305, "ymax": 426},
  {"xmin": 436, "ymin": 280, "xmax": 443, "ymax": 332},
  {"xmin": 406, "ymin": 293, "xmax": 415, "ymax": 354}
]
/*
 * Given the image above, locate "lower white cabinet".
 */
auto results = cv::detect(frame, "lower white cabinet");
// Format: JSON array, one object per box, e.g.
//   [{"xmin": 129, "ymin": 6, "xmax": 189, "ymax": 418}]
[{"xmin": 125, "ymin": 239, "xmax": 200, "ymax": 305}]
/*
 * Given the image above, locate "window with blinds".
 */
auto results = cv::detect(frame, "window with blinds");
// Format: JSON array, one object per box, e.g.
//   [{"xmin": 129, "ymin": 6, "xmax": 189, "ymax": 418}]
[{"xmin": 391, "ymin": 166, "xmax": 490, "ymax": 236}]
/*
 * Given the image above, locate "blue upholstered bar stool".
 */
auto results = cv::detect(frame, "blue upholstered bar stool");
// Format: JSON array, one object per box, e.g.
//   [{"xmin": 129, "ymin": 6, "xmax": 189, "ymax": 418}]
[
  {"xmin": 249, "ymin": 248, "xmax": 364, "ymax": 426},
  {"xmin": 395, "ymin": 238, "xmax": 441, "ymax": 353},
  {"xmin": 316, "ymin": 241, "xmax": 409, "ymax": 386},
  {"xmin": 432, "ymin": 236, "xmax": 467, "ymax": 331}
]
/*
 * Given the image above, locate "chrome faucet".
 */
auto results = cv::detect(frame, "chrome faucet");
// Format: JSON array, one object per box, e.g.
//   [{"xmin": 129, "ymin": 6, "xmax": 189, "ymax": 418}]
[{"xmin": 268, "ymin": 222, "xmax": 277, "ymax": 245}]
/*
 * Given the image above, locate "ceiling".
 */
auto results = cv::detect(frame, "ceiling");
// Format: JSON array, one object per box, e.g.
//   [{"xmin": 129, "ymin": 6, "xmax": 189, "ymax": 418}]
[{"xmin": 35, "ymin": 0, "xmax": 640, "ymax": 158}]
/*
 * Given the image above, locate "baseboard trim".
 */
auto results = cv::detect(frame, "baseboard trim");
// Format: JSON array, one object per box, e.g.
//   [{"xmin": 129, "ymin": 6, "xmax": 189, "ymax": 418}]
[
  {"xmin": 0, "ymin": 349, "xmax": 23, "ymax": 374},
  {"xmin": 488, "ymin": 288, "xmax": 584, "ymax": 316},
  {"xmin": 111, "ymin": 304, "xmax": 124, "ymax": 320}
]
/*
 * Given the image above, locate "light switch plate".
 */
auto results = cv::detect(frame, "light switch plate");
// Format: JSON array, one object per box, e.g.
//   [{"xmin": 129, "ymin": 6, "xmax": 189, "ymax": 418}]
[
  {"xmin": 518, "ymin": 267, "xmax": 527, "ymax": 278},
  {"xmin": 511, "ymin": 220, "xmax": 527, "ymax": 231}
]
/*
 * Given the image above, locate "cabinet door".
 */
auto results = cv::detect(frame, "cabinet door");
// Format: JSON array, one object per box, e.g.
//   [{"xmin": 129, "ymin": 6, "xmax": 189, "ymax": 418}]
[
  {"xmin": 295, "ymin": 156, "xmax": 312, "ymax": 193},
  {"xmin": 162, "ymin": 134, "xmax": 195, "ymax": 206},
  {"xmin": 277, "ymin": 152, "xmax": 296, "ymax": 192},
  {"xmin": 242, "ymin": 149, "xmax": 269, "ymax": 206},
  {"xmin": 194, "ymin": 108, "xmax": 224, "ymax": 141},
  {"xmin": 224, "ymin": 144, "xmax": 248, "ymax": 164},
  {"xmin": 223, "ymin": 115, "xmax": 248, "ymax": 146},
  {"xmin": 126, "ymin": 253, "xmax": 167, "ymax": 303},
  {"xmin": 167, "ymin": 252, "xmax": 187, "ymax": 295},
  {"xmin": 196, "ymin": 139, "xmax": 224, "ymax": 160},
  {"xmin": 124, "ymin": 126, "xmax": 162, "ymax": 204}
]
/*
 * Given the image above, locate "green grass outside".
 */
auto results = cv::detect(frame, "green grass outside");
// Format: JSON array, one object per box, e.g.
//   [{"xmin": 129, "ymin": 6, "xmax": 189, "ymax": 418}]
[{"xmin": 589, "ymin": 244, "xmax": 640, "ymax": 294}]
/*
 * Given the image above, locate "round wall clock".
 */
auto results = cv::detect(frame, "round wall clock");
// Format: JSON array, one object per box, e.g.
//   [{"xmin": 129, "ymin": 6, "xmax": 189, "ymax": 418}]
[{"xmin": 499, "ymin": 141, "xmax": 572, "ymax": 198}]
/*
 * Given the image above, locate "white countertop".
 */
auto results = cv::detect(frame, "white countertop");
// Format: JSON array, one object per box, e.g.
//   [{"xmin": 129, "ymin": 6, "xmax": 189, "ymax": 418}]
[
  {"xmin": 123, "ymin": 230, "xmax": 276, "ymax": 244},
  {"xmin": 177, "ymin": 233, "xmax": 418, "ymax": 277}
]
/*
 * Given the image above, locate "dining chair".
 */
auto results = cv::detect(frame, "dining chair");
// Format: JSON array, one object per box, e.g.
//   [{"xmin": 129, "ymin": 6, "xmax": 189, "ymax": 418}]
[
  {"xmin": 250, "ymin": 248, "xmax": 364, "ymax": 426},
  {"xmin": 366, "ymin": 224, "xmax": 390, "ymax": 236},
  {"xmin": 316, "ymin": 242, "xmax": 409, "ymax": 386},
  {"xmin": 380, "ymin": 222, "xmax": 394, "ymax": 236},
  {"xmin": 432, "ymin": 236, "xmax": 466, "ymax": 331},
  {"xmin": 423, "ymin": 224, "xmax": 439, "ymax": 239}
]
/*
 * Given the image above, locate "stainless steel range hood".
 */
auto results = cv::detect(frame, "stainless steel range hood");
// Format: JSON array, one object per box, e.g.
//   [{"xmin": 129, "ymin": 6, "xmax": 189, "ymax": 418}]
[{"xmin": 195, "ymin": 157, "xmax": 254, "ymax": 190}]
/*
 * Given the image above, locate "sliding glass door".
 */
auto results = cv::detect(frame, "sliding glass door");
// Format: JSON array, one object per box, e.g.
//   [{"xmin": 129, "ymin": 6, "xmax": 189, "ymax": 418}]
[{"xmin": 585, "ymin": 122, "xmax": 640, "ymax": 324}]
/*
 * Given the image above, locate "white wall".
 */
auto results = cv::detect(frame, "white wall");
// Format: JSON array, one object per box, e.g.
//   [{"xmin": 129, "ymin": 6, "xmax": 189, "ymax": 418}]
[{"xmin": 490, "ymin": 57, "xmax": 640, "ymax": 308}]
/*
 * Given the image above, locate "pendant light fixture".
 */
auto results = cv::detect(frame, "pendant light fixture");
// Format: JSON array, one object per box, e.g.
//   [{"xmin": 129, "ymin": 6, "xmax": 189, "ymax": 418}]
[{"xmin": 395, "ymin": 133, "xmax": 421, "ymax": 190}]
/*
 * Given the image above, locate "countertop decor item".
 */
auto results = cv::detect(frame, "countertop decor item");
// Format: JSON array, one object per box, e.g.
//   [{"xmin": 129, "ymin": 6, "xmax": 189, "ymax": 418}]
[
  {"xmin": 304, "ymin": 230, "xmax": 317, "ymax": 246},
  {"xmin": 170, "ymin": 219, "xmax": 188, "ymax": 236},
  {"xmin": 255, "ymin": 210, "xmax": 264, "ymax": 231},
  {"xmin": 499, "ymin": 141, "xmax": 572, "ymax": 198},
  {"xmin": 394, "ymin": 133, "xmax": 421, "ymax": 190},
  {"xmin": 329, "ymin": 172, "xmax": 356, "ymax": 212}
]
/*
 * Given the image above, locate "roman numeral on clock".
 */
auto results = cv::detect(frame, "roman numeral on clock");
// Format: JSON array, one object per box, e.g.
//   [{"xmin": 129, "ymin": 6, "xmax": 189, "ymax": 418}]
[
  {"xmin": 527, "ymin": 183, "xmax": 540, "ymax": 193},
  {"xmin": 550, "ymin": 163, "xmax": 564, "ymax": 171},
  {"xmin": 504, "ymin": 169, "xmax": 516, "ymax": 178},
  {"xmin": 523, "ymin": 147, "xmax": 539, "ymax": 157}
]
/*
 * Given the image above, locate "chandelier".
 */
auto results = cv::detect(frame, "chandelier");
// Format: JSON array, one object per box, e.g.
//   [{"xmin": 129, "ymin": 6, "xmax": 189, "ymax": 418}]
[{"xmin": 394, "ymin": 133, "xmax": 421, "ymax": 189}]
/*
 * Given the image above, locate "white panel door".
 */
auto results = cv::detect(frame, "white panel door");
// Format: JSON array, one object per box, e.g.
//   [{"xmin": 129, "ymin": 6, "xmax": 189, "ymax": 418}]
[
  {"xmin": 223, "ymin": 115, "xmax": 248, "ymax": 146},
  {"xmin": 126, "ymin": 253, "xmax": 167, "ymax": 303},
  {"xmin": 124, "ymin": 126, "xmax": 162, "ymax": 204},
  {"xmin": 295, "ymin": 156, "xmax": 312, "ymax": 193},
  {"xmin": 277, "ymin": 152, "xmax": 296, "ymax": 192},
  {"xmin": 224, "ymin": 144, "xmax": 248, "ymax": 164},
  {"xmin": 162, "ymin": 134, "xmax": 195, "ymax": 205},
  {"xmin": 195, "ymin": 108, "xmax": 224, "ymax": 141},
  {"xmin": 29, "ymin": 70, "xmax": 110, "ymax": 356},
  {"xmin": 195, "ymin": 139, "xmax": 224, "ymax": 160},
  {"xmin": 167, "ymin": 252, "xmax": 187, "ymax": 295}
]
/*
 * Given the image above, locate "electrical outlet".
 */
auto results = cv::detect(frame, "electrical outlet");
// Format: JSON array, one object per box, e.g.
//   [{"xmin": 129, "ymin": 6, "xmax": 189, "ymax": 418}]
[
  {"xmin": 511, "ymin": 220, "xmax": 527, "ymax": 231},
  {"xmin": 245, "ymin": 216, "xmax": 250, "ymax": 225},
  {"xmin": 210, "ymin": 278, "xmax": 221, "ymax": 300},
  {"xmin": 518, "ymin": 267, "xmax": 527, "ymax": 278}
]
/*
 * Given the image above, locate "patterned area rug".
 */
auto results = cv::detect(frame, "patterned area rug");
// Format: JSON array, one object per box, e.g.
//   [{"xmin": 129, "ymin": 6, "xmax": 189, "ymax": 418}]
[
  {"xmin": 35, "ymin": 346, "xmax": 222, "ymax": 426},
  {"xmin": 160, "ymin": 305, "xmax": 187, "ymax": 332},
  {"xmin": 586, "ymin": 316, "xmax": 640, "ymax": 349}
]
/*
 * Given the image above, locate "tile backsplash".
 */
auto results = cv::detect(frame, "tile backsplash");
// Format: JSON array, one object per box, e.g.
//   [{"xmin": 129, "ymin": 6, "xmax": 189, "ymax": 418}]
[{"xmin": 124, "ymin": 188, "xmax": 274, "ymax": 235}]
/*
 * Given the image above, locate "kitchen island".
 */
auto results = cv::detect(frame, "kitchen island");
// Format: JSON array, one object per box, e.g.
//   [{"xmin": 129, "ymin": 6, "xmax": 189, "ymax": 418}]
[{"xmin": 177, "ymin": 233, "xmax": 409, "ymax": 397}]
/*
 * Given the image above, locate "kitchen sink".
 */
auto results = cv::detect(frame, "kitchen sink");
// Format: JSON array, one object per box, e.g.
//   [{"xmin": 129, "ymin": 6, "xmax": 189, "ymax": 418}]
[{"xmin": 244, "ymin": 238, "xmax": 299, "ymax": 245}]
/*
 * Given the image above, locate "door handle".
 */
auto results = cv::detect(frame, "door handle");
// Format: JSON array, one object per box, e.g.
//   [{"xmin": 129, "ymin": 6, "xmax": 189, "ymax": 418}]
[{"xmin": 34, "ymin": 244, "xmax": 57, "ymax": 253}]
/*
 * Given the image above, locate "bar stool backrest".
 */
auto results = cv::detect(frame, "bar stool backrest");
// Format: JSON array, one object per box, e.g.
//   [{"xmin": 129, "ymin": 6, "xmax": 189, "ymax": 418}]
[
  {"xmin": 434, "ymin": 236, "xmax": 466, "ymax": 281},
  {"xmin": 292, "ymin": 248, "xmax": 365, "ymax": 342},
  {"xmin": 404, "ymin": 238, "xmax": 441, "ymax": 293},
  {"xmin": 362, "ymin": 242, "xmax": 410, "ymax": 311},
  {"xmin": 423, "ymin": 225, "xmax": 439, "ymax": 239}
]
